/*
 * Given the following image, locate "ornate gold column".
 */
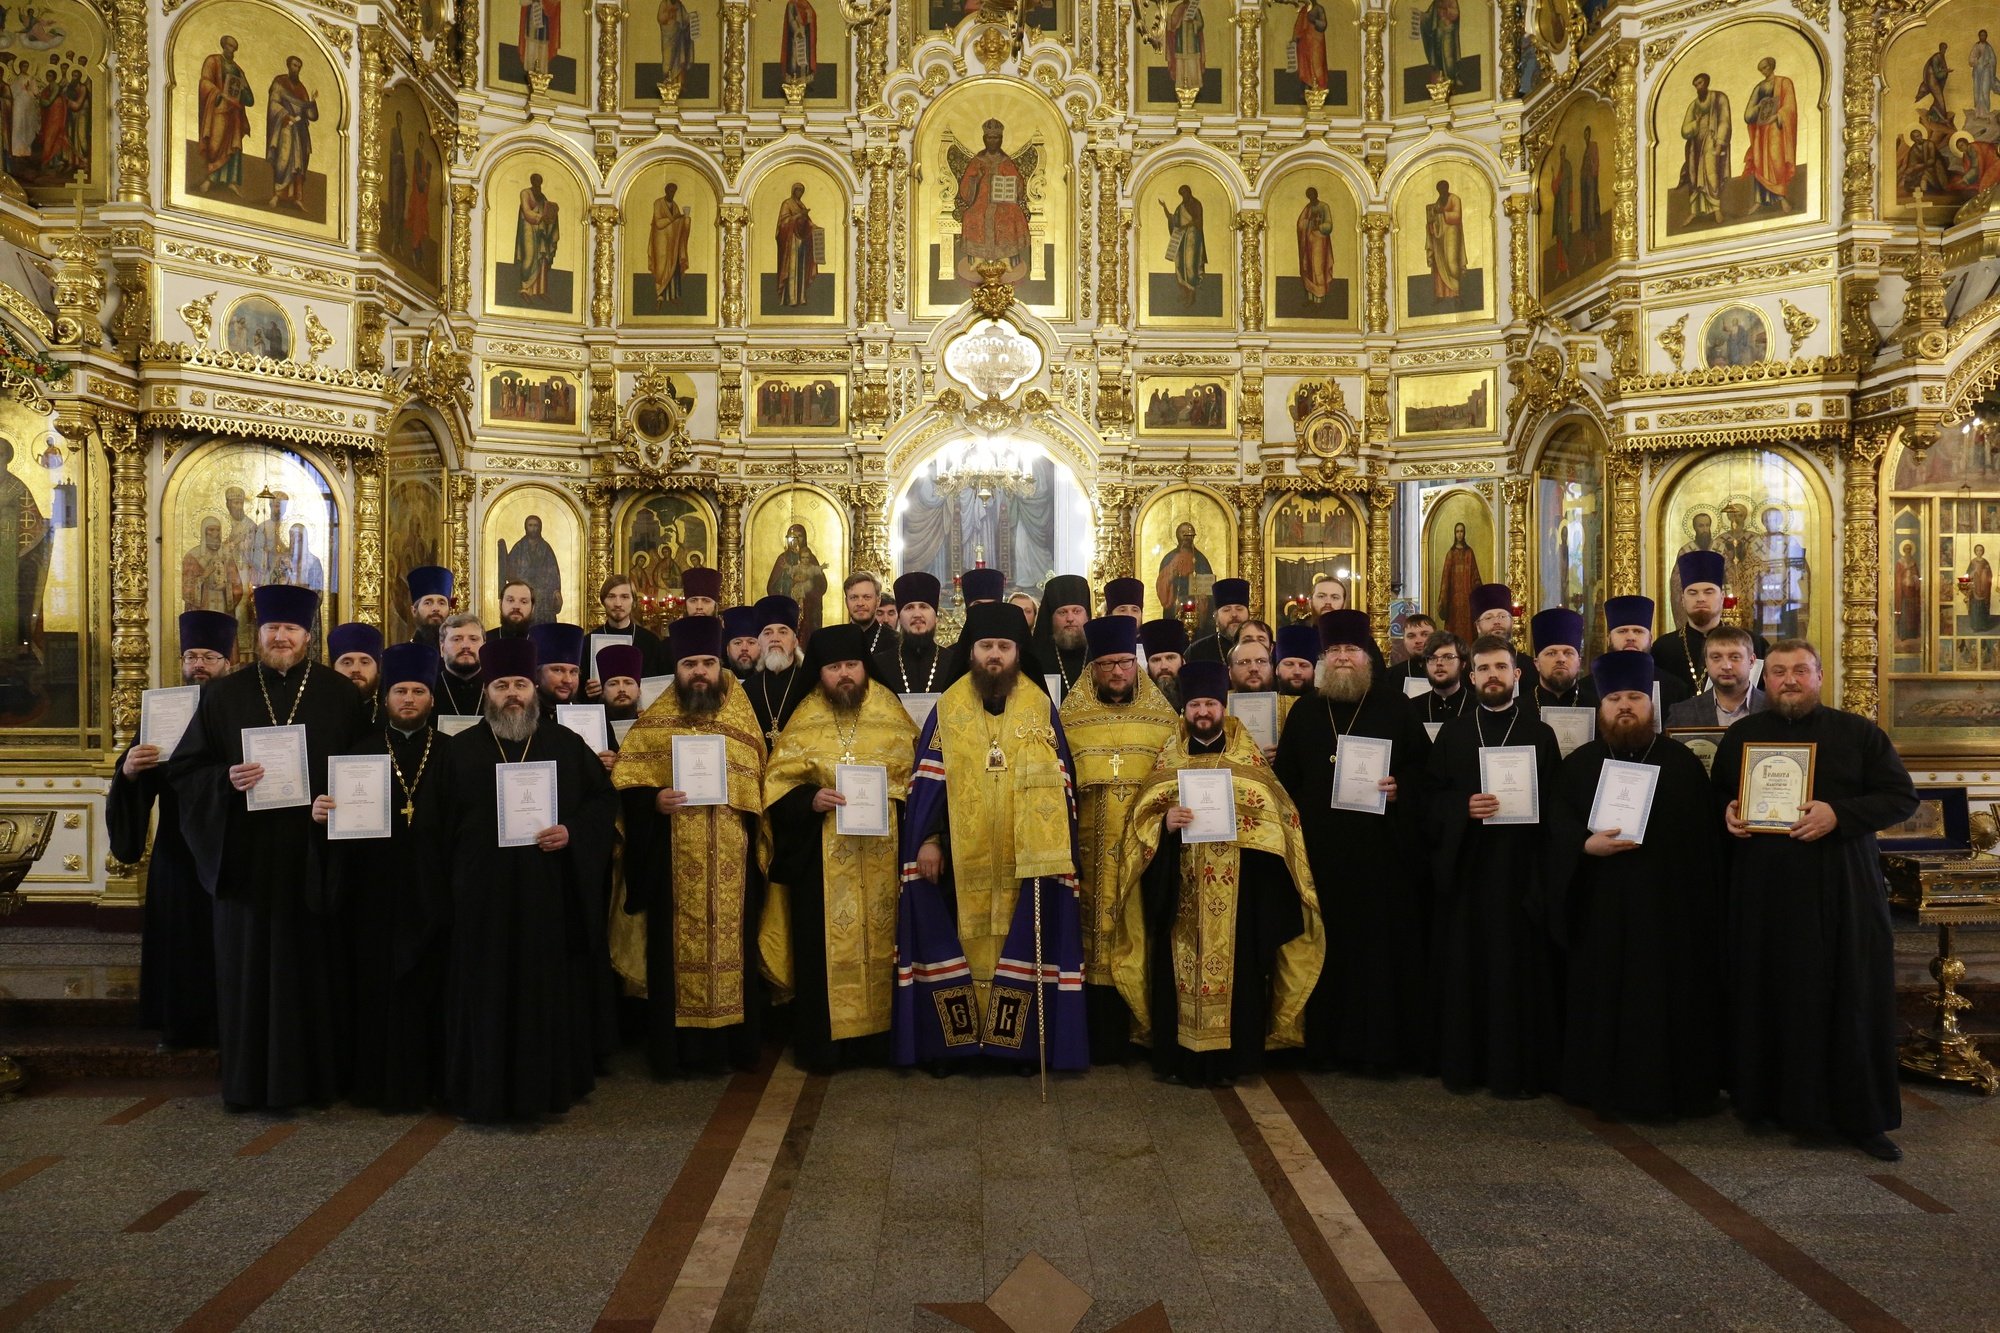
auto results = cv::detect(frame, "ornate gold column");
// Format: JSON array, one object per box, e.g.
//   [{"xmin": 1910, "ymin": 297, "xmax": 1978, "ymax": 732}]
[
  {"xmin": 1117, "ymin": 205, "xmax": 1134, "ymax": 329},
  {"xmin": 448, "ymin": 471, "xmax": 474, "ymax": 612},
  {"xmin": 856, "ymin": 10, "xmax": 889, "ymax": 110},
  {"xmin": 1841, "ymin": 428, "xmax": 1891, "ymax": 719},
  {"xmin": 353, "ymin": 449, "xmax": 386, "ymax": 629},
  {"xmin": 1503, "ymin": 477, "xmax": 1530, "ymax": 613},
  {"xmin": 101, "ymin": 412, "xmax": 147, "ymax": 746},
  {"xmin": 1504, "ymin": 193, "xmax": 1533, "ymax": 321},
  {"xmin": 590, "ymin": 204, "xmax": 619, "ymax": 327},
  {"xmin": 357, "ymin": 28, "xmax": 387, "ymax": 256},
  {"xmin": 1840, "ymin": 0, "xmax": 1880, "ymax": 223},
  {"xmin": 584, "ymin": 481, "xmax": 614, "ymax": 602},
  {"xmin": 1093, "ymin": 148, "xmax": 1127, "ymax": 330},
  {"xmin": 1232, "ymin": 484, "xmax": 1265, "ymax": 618},
  {"xmin": 1362, "ymin": 213, "xmax": 1389, "ymax": 333},
  {"xmin": 449, "ymin": 184, "xmax": 476, "ymax": 313},
  {"xmin": 1607, "ymin": 452, "xmax": 1641, "ymax": 596},
  {"xmin": 596, "ymin": 2, "xmax": 623, "ymax": 110},
  {"xmin": 1235, "ymin": 11, "xmax": 1261, "ymax": 120},
  {"xmin": 1497, "ymin": 0, "xmax": 1519, "ymax": 102},
  {"xmin": 717, "ymin": 483, "xmax": 746, "ymax": 604},
  {"xmin": 51, "ymin": 226, "xmax": 103, "ymax": 349},
  {"xmin": 842, "ymin": 482, "xmax": 892, "ymax": 579},
  {"xmin": 861, "ymin": 142, "xmax": 892, "ymax": 326},
  {"xmin": 1361, "ymin": 10, "xmax": 1386, "ymax": 122},
  {"xmin": 1611, "ymin": 41, "xmax": 1638, "ymax": 261},
  {"xmin": 1235, "ymin": 210, "xmax": 1265, "ymax": 332},
  {"xmin": 721, "ymin": 0, "xmax": 749, "ymax": 113},
  {"xmin": 719, "ymin": 205, "xmax": 749, "ymax": 326},
  {"xmin": 1366, "ymin": 483, "xmax": 1393, "ymax": 647},
  {"xmin": 458, "ymin": 0, "xmax": 481, "ymax": 87},
  {"xmin": 1090, "ymin": 482, "xmax": 1134, "ymax": 584},
  {"xmin": 112, "ymin": 0, "xmax": 149, "ymax": 205}
]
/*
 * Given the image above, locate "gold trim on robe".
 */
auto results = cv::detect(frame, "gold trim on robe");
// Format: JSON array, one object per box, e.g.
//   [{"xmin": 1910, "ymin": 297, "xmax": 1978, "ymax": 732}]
[
  {"xmin": 1110, "ymin": 717, "xmax": 1324, "ymax": 1053},
  {"xmin": 759, "ymin": 684, "xmax": 916, "ymax": 1041},
  {"xmin": 1058, "ymin": 672, "xmax": 1178, "ymax": 986},
  {"xmin": 611, "ymin": 679, "xmax": 771, "ymax": 1029}
]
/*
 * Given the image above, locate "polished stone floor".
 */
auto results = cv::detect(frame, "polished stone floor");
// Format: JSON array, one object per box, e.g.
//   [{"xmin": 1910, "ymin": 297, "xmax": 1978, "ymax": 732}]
[{"xmin": 0, "ymin": 1051, "xmax": 1996, "ymax": 1332}]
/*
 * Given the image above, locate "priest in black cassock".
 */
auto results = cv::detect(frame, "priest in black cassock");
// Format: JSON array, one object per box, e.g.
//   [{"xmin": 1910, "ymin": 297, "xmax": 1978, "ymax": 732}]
[
  {"xmin": 1275, "ymin": 610, "xmax": 1435, "ymax": 1074},
  {"xmin": 406, "ymin": 565, "xmax": 455, "ymax": 648},
  {"xmin": 439, "ymin": 638, "xmax": 617, "ymax": 1122},
  {"xmin": 749, "ymin": 595, "xmax": 808, "ymax": 743},
  {"xmin": 1548, "ymin": 651, "xmax": 1723, "ymax": 1119},
  {"xmin": 586, "ymin": 572, "xmax": 666, "ymax": 681},
  {"xmin": 597, "ymin": 643, "xmax": 645, "ymax": 727},
  {"xmin": 1524, "ymin": 608, "xmax": 1585, "ymax": 712},
  {"xmin": 1032, "ymin": 575, "xmax": 1093, "ymax": 701},
  {"xmin": 1710, "ymin": 640, "xmax": 1918, "ymax": 1161},
  {"xmin": 314, "ymin": 643, "xmax": 451, "ymax": 1112},
  {"xmin": 109, "ymin": 609, "xmax": 235, "ymax": 1050},
  {"xmin": 1577, "ymin": 596, "xmax": 1692, "ymax": 712},
  {"xmin": 682, "ymin": 566, "xmax": 721, "ymax": 619},
  {"xmin": 1410, "ymin": 632, "xmax": 1472, "ymax": 737},
  {"xmin": 1104, "ymin": 577, "xmax": 1146, "ymax": 621},
  {"xmin": 723, "ymin": 605, "xmax": 762, "ymax": 681},
  {"xmin": 435, "ymin": 614, "xmax": 487, "ymax": 717},
  {"xmin": 1654, "ymin": 550, "xmax": 1769, "ymax": 698},
  {"xmin": 872, "ymin": 572, "xmax": 961, "ymax": 698},
  {"xmin": 1425, "ymin": 633, "xmax": 1564, "ymax": 1098},
  {"xmin": 937, "ymin": 567, "xmax": 1012, "ymax": 683},
  {"xmin": 330, "ymin": 622, "xmax": 384, "ymax": 729},
  {"xmin": 528, "ymin": 621, "xmax": 585, "ymax": 720},
  {"xmin": 164, "ymin": 585, "xmax": 368, "ymax": 1110},
  {"xmin": 1142, "ymin": 618, "xmax": 1187, "ymax": 708},
  {"xmin": 1185, "ymin": 578, "xmax": 1251, "ymax": 665}
]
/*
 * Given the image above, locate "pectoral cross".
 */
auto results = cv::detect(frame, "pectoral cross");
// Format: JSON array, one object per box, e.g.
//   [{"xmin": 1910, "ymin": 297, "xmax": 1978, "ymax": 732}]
[
  {"xmin": 840, "ymin": 749, "xmax": 856, "ymax": 764},
  {"xmin": 1110, "ymin": 751, "xmax": 1124, "ymax": 779},
  {"xmin": 766, "ymin": 727, "xmax": 779, "ymax": 745},
  {"xmin": 401, "ymin": 799, "xmax": 416, "ymax": 824}
]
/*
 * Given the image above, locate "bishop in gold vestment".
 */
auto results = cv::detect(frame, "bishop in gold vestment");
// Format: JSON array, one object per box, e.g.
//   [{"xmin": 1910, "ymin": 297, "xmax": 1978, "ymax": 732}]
[
  {"xmin": 1111, "ymin": 661, "xmax": 1324, "ymax": 1087},
  {"xmin": 760, "ymin": 625, "xmax": 916, "ymax": 1072},
  {"xmin": 613, "ymin": 616, "xmax": 774, "ymax": 1077},
  {"xmin": 1059, "ymin": 616, "xmax": 1178, "ymax": 1062}
]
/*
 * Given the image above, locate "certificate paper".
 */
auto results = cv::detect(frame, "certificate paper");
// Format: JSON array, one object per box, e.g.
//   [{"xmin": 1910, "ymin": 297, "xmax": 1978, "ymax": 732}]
[
  {"xmin": 1177, "ymin": 769, "xmax": 1236, "ymax": 843},
  {"xmin": 589, "ymin": 632, "xmax": 634, "ymax": 683},
  {"xmin": 640, "ymin": 675, "xmax": 672, "ymax": 712},
  {"xmin": 326, "ymin": 754, "xmax": 393, "ymax": 841},
  {"xmin": 1044, "ymin": 673, "xmax": 1065, "ymax": 702},
  {"xmin": 900, "ymin": 692, "xmax": 940, "ymax": 729},
  {"xmin": 1540, "ymin": 706, "xmax": 1596, "ymax": 759},
  {"xmin": 496, "ymin": 760, "xmax": 558, "ymax": 848},
  {"xmin": 834, "ymin": 763, "xmax": 892, "ymax": 838},
  {"xmin": 241, "ymin": 725, "xmax": 311, "ymax": 811},
  {"xmin": 1228, "ymin": 692, "xmax": 1279, "ymax": 750},
  {"xmin": 436, "ymin": 714, "xmax": 480, "ymax": 736},
  {"xmin": 1588, "ymin": 759, "xmax": 1660, "ymax": 844},
  {"xmin": 1402, "ymin": 676, "xmax": 1432, "ymax": 700},
  {"xmin": 556, "ymin": 703, "xmax": 609, "ymax": 753},
  {"xmin": 1740, "ymin": 742, "xmax": 1815, "ymax": 833},
  {"xmin": 141, "ymin": 685, "xmax": 200, "ymax": 754},
  {"xmin": 1666, "ymin": 727, "xmax": 1724, "ymax": 776},
  {"xmin": 1331, "ymin": 734, "xmax": 1391, "ymax": 815},
  {"xmin": 1478, "ymin": 745, "xmax": 1540, "ymax": 825},
  {"xmin": 672, "ymin": 733, "xmax": 729, "ymax": 806}
]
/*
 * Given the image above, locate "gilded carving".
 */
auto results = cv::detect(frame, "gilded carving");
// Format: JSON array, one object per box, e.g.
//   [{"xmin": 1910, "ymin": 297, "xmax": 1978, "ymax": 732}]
[
  {"xmin": 1606, "ymin": 452, "xmax": 1640, "ymax": 596},
  {"xmin": 1502, "ymin": 477, "xmax": 1530, "ymax": 638},
  {"xmin": 1778, "ymin": 299, "xmax": 1819, "ymax": 356},
  {"xmin": 112, "ymin": 0, "xmax": 149, "ymax": 206},
  {"xmin": 596, "ymin": 2, "xmax": 621, "ymax": 111},
  {"xmin": 1235, "ymin": 10, "xmax": 1261, "ymax": 121},
  {"xmin": 719, "ymin": 204, "xmax": 749, "ymax": 327},
  {"xmin": 1839, "ymin": 0, "xmax": 1879, "ymax": 224},
  {"xmin": 1503, "ymin": 194, "xmax": 1532, "ymax": 323},
  {"xmin": 1367, "ymin": 484, "xmax": 1393, "ymax": 646},
  {"xmin": 1362, "ymin": 10, "xmax": 1385, "ymax": 122},
  {"xmin": 353, "ymin": 449, "xmax": 385, "ymax": 629},
  {"xmin": 1656, "ymin": 313, "xmax": 1688, "ymax": 371},
  {"xmin": 1235, "ymin": 211, "xmax": 1265, "ymax": 334},
  {"xmin": 103, "ymin": 412, "xmax": 147, "ymax": 745},
  {"xmin": 356, "ymin": 301, "xmax": 386, "ymax": 375},
  {"xmin": 107, "ymin": 256, "xmax": 151, "ymax": 348},
  {"xmin": 1362, "ymin": 213, "xmax": 1389, "ymax": 334},
  {"xmin": 1841, "ymin": 428, "xmax": 1891, "ymax": 720},
  {"xmin": 590, "ymin": 203, "xmax": 620, "ymax": 328},
  {"xmin": 1645, "ymin": 254, "xmax": 1831, "ymax": 296},
  {"xmin": 721, "ymin": 0, "xmax": 747, "ymax": 113},
  {"xmin": 1610, "ymin": 40, "xmax": 1638, "ymax": 261},
  {"xmin": 450, "ymin": 184, "xmax": 476, "ymax": 313},
  {"xmin": 51, "ymin": 224, "xmax": 104, "ymax": 349}
]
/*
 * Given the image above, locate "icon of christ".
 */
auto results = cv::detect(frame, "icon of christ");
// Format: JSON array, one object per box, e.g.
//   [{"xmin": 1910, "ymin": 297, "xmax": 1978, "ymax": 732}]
[{"xmin": 948, "ymin": 118, "xmax": 1039, "ymax": 286}]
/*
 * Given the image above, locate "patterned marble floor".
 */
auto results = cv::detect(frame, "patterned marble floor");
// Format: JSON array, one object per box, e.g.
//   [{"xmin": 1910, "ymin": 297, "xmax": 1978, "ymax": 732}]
[{"xmin": 0, "ymin": 1051, "xmax": 1996, "ymax": 1332}]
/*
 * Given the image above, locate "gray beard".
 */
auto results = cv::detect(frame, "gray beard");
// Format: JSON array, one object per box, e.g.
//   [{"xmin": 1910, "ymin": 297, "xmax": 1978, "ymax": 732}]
[
  {"xmin": 759, "ymin": 647, "xmax": 798, "ymax": 673},
  {"xmin": 486, "ymin": 698, "xmax": 537, "ymax": 742},
  {"xmin": 1316, "ymin": 660, "xmax": 1372, "ymax": 704},
  {"xmin": 1054, "ymin": 626, "xmax": 1085, "ymax": 652},
  {"xmin": 1153, "ymin": 675, "xmax": 1181, "ymax": 709}
]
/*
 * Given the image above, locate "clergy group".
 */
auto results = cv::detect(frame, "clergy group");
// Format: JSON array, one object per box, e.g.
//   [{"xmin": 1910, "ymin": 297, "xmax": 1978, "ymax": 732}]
[{"xmin": 112, "ymin": 549, "xmax": 1920, "ymax": 1162}]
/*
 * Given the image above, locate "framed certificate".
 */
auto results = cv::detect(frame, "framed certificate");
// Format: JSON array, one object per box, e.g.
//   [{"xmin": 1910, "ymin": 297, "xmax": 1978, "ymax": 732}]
[
  {"xmin": 1666, "ymin": 726, "xmax": 1725, "ymax": 777},
  {"xmin": 672, "ymin": 733, "xmax": 729, "ymax": 806},
  {"xmin": 900, "ymin": 692, "xmax": 940, "ymax": 728},
  {"xmin": 1478, "ymin": 745, "xmax": 1540, "ymax": 825},
  {"xmin": 589, "ymin": 632, "xmax": 634, "ymax": 683},
  {"xmin": 326, "ymin": 754, "xmax": 393, "ymax": 841},
  {"xmin": 1331, "ymin": 734, "xmax": 1391, "ymax": 815},
  {"xmin": 1177, "ymin": 768, "xmax": 1236, "ymax": 843},
  {"xmin": 496, "ymin": 760, "xmax": 558, "ymax": 848},
  {"xmin": 1227, "ymin": 692, "xmax": 1279, "ymax": 750},
  {"xmin": 556, "ymin": 703, "xmax": 609, "ymax": 753},
  {"xmin": 640, "ymin": 675, "xmax": 672, "ymax": 711},
  {"xmin": 1402, "ymin": 676, "xmax": 1431, "ymax": 700},
  {"xmin": 140, "ymin": 685, "xmax": 200, "ymax": 754},
  {"xmin": 1739, "ymin": 741, "xmax": 1815, "ymax": 833},
  {"xmin": 437, "ymin": 714, "xmax": 480, "ymax": 737},
  {"xmin": 1588, "ymin": 759, "xmax": 1660, "ymax": 845},
  {"xmin": 834, "ymin": 763, "xmax": 892, "ymax": 837},
  {"xmin": 241, "ymin": 725, "xmax": 312, "ymax": 812},
  {"xmin": 1540, "ymin": 706, "xmax": 1596, "ymax": 759}
]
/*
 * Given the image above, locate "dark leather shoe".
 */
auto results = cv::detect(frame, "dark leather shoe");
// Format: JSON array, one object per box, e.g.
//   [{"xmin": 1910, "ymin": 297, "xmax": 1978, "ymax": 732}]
[{"xmin": 1852, "ymin": 1132, "xmax": 1902, "ymax": 1162}]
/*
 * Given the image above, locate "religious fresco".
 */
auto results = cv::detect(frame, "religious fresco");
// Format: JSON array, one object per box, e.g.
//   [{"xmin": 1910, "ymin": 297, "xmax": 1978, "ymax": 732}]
[
  {"xmin": 1265, "ymin": 168, "xmax": 1361, "ymax": 329},
  {"xmin": 1390, "ymin": 0, "xmax": 1492, "ymax": 112},
  {"xmin": 1423, "ymin": 487, "xmax": 1493, "ymax": 644},
  {"xmin": 165, "ymin": 439, "xmax": 341, "ymax": 669},
  {"xmin": 618, "ymin": 491, "xmax": 716, "ymax": 605},
  {"xmin": 749, "ymin": 0, "xmax": 842, "ymax": 107},
  {"xmin": 1266, "ymin": 493, "xmax": 1365, "ymax": 619},
  {"xmin": 0, "ymin": 403, "xmax": 84, "ymax": 732},
  {"xmin": 624, "ymin": 0, "xmax": 718, "ymax": 108},
  {"xmin": 893, "ymin": 449, "xmax": 1087, "ymax": 598},
  {"xmin": 1392, "ymin": 158, "xmax": 1495, "ymax": 326},
  {"xmin": 1264, "ymin": 0, "xmax": 1359, "ymax": 112},
  {"xmin": 1882, "ymin": 1, "xmax": 2000, "ymax": 219},
  {"xmin": 747, "ymin": 486, "xmax": 844, "ymax": 639},
  {"xmin": 220, "ymin": 295, "xmax": 292, "ymax": 360},
  {"xmin": 479, "ymin": 484, "xmax": 579, "ymax": 627},
  {"xmin": 1138, "ymin": 0, "xmax": 1233, "ymax": 110},
  {"xmin": 488, "ymin": 0, "xmax": 587, "ymax": 101},
  {"xmin": 1535, "ymin": 92, "xmax": 1614, "ymax": 301},
  {"xmin": 1398, "ymin": 368, "xmax": 1495, "ymax": 436},
  {"xmin": 748, "ymin": 164, "xmax": 844, "ymax": 325},
  {"xmin": 1656, "ymin": 447, "xmax": 1827, "ymax": 643},
  {"xmin": 483, "ymin": 148, "xmax": 586, "ymax": 322},
  {"xmin": 1701, "ymin": 303, "xmax": 1770, "ymax": 367},
  {"xmin": 911, "ymin": 79, "xmax": 1071, "ymax": 319},
  {"xmin": 749, "ymin": 374, "xmax": 844, "ymax": 434},
  {"xmin": 483, "ymin": 364, "xmax": 582, "ymax": 430},
  {"xmin": 168, "ymin": 0, "xmax": 346, "ymax": 241},
  {"xmin": 0, "ymin": 0, "xmax": 108, "ymax": 205},
  {"xmin": 1136, "ymin": 163, "xmax": 1233, "ymax": 329},
  {"xmin": 619, "ymin": 161, "xmax": 718, "ymax": 324},
  {"xmin": 1649, "ymin": 19, "xmax": 1825, "ymax": 248},
  {"xmin": 1135, "ymin": 485, "xmax": 1235, "ymax": 623},
  {"xmin": 377, "ymin": 82, "xmax": 446, "ymax": 293},
  {"xmin": 1534, "ymin": 424, "xmax": 1606, "ymax": 656},
  {"xmin": 1135, "ymin": 376, "xmax": 1233, "ymax": 437}
]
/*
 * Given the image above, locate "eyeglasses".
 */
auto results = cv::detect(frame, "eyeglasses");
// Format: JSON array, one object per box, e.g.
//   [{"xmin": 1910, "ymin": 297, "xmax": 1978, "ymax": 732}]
[
  {"xmin": 180, "ymin": 651, "xmax": 229, "ymax": 666},
  {"xmin": 1427, "ymin": 653, "xmax": 1461, "ymax": 664}
]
